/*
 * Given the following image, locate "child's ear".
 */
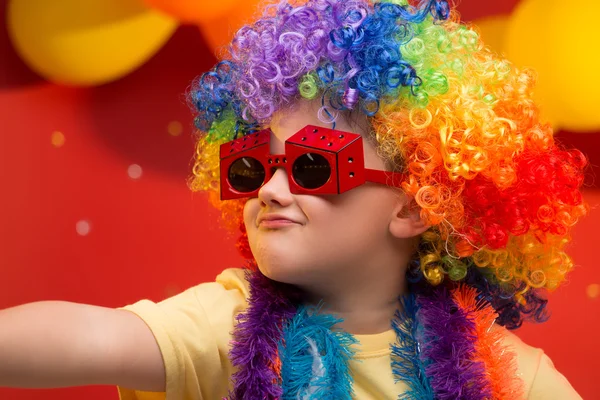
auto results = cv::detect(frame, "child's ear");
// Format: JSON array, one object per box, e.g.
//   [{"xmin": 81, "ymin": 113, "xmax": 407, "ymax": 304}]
[{"xmin": 389, "ymin": 196, "xmax": 429, "ymax": 239}]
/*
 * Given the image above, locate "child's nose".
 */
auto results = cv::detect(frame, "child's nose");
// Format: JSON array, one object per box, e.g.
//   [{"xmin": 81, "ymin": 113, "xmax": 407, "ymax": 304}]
[{"xmin": 258, "ymin": 167, "xmax": 294, "ymax": 207}]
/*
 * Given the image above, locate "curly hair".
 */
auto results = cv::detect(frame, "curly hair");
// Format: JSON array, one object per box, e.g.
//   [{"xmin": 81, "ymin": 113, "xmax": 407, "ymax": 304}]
[{"xmin": 187, "ymin": 0, "xmax": 588, "ymax": 329}]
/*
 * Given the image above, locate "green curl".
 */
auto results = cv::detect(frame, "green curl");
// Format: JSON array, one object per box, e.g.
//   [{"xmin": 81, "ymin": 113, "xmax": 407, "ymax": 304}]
[
  {"xmin": 299, "ymin": 73, "xmax": 320, "ymax": 100},
  {"xmin": 206, "ymin": 110, "xmax": 238, "ymax": 144}
]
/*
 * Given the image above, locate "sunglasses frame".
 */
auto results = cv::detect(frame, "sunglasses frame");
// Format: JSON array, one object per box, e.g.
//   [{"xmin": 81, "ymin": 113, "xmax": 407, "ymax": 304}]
[{"xmin": 219, "ymin": 125, "xmax": 405, "ymax": 200}]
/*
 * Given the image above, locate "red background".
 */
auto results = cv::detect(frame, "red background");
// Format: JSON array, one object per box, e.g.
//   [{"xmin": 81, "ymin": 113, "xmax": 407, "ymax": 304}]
[{"xmin": 1, "ymin": 1, "xmax": 599, "ymax": 399}]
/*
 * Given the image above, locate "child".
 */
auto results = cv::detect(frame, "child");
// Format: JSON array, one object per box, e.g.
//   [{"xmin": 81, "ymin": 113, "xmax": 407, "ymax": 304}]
[{"xmin": 0, "ymin": 0, "xmax": 586, "ymax": 399}]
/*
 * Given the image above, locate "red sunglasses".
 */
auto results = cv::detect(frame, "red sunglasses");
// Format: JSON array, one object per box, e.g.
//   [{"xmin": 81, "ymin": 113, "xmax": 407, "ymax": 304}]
[{"xmin": 219, "ymin": 125, "xmax": 405, "ymax": 200}]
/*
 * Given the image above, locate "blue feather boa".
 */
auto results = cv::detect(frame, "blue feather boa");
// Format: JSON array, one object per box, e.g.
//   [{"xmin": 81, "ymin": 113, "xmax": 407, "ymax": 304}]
[{"xmin": 279, "ymin": 304, "xmax": 358, "ymax": 400}]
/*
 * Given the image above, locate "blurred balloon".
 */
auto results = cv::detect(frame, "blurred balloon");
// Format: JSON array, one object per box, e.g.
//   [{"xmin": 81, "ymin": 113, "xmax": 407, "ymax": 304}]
[
  {"xmin": 7, "ymin": 0, "xmax": 178, "ymax": 87},
  {"xmin": 199, "ymin": 0, "xmax": 263, "ymax": 56},
  {"xmin": 143, "ymin": 0, "xmax": 239, "ymax": 23},
  {"xmin": 472, "ymin": 15, "xmax": 509, "ymax": 55},
  {"xmin": 505, "ymin": 0, "xmax": 561, "ymax": 130},
  {"xmin": 543, "ymin": 0, "xmax": 600, "ymax": 131},
  {"xmin": 506, "ymin": 0, "xmax": 600, "ymax": 132}
]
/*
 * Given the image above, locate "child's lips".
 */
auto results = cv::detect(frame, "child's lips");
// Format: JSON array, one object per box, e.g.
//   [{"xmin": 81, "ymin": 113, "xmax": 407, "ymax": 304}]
[
  {"xmin": 258, "ymin": 219, "xmax": 300, "ymax": 229},
  {"xmin": 257, "ymin": 213, "xmax": 301, "ymax": 229}
]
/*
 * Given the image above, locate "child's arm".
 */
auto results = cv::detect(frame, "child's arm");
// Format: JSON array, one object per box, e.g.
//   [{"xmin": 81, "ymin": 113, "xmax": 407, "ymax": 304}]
[{"xmin": 0, "ymin": 301, "xmax": 165, "ymax": 391}]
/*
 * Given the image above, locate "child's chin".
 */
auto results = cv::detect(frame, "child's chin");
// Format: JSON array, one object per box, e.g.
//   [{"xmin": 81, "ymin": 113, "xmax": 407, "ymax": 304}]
[{"xmin": 257, "ymin": 262, "xmax": 308, "ymax": 285}]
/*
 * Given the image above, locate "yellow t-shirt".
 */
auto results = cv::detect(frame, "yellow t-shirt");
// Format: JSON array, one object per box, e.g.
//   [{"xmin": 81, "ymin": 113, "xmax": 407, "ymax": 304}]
[{"xmin": 117, "ymin": 268, "xmax": 581, "ymax": 400}]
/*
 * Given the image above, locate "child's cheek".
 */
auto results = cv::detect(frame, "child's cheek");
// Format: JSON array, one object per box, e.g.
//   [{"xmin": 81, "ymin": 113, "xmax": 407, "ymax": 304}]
[{"xmin": 242, "ymin": 199, "xmax": 260, "ymax": 230}]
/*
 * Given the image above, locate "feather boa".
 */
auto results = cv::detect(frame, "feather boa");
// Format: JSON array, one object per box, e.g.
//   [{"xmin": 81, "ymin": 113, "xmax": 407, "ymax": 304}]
[
  {"xmin": 229, "ymin": 270, "xmax": 525, "ymax": 400},
  {"xmin": 279, "ymin": 304, "xmax": 357, "ymax": 399}
]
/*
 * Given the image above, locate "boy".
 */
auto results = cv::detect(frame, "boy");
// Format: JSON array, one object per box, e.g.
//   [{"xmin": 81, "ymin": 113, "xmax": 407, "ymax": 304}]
[{"xmin": 0, "ymin": 0, "xmax": 585, "ymax": 398}]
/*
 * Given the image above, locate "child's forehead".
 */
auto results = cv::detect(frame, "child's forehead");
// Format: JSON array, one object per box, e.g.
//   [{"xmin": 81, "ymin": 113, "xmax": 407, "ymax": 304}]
[{"xmin": 268, "ymin": 100, "xmax": 369, "ymax": 144}]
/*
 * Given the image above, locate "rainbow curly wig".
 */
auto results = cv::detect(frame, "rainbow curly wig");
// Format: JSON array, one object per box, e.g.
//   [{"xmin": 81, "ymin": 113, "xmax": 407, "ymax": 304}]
[{"xmin": 188, "ymin": 0, "xmax": 588, "ymax": 333}]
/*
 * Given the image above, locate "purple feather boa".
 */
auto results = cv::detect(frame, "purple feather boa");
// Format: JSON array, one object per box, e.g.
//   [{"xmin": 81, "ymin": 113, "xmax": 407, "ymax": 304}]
[
  {"xmin": 228, "ymin": 268, "xmax": 299, "ymax": 400},
  {"xmin": 416, "ymin": 288, "xmax": 491, "ymax": 400}
]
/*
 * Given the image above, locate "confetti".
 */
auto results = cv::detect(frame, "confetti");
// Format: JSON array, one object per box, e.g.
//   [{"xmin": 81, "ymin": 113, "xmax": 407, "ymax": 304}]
[
  {"xmin": 51, "ymin": 131, "xmax": 65, "ymax": 148},
  {"xmin": 167, "ymin": 120, "xmax": 183, "ymax": 136},
  {"xmin": 128, "ymin": 164, "xmax": 143, "ymax": 180},
  {"xmin": 587, "ymin": 284, "xmax": 600, "ymax": 299},
  {"xmin": 76, "ymin": 220, "xmax": 91, "ymax": 236}
]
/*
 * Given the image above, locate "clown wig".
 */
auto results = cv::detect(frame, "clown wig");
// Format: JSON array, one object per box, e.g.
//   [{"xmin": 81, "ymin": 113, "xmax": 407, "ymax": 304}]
[{"xmin": 187, "ymin": 0, "xmax": 588, "ymax": 398}]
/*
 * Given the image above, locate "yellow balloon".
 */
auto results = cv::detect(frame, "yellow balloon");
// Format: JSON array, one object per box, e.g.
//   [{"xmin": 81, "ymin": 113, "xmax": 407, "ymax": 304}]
[
  {"xmin": 543, "ymin": 0, "xmax": 600, "ymax": 131},
  {"xmin": 472, "ymin": 15, "xmax": 510, "ymax": 56},
  {"xmin": 505, "ymin": 0, "xmax": 561, "ymax": 130},
  {"xmin": 7, "ymin": 0, "xmax": 178, "ymax": 86}
]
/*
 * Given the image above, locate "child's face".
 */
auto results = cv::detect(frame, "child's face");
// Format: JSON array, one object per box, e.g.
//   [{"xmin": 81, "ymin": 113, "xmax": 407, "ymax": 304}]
[{"xmin": 243, "ymin": 100, "xmax": 407, "ymax": 288}]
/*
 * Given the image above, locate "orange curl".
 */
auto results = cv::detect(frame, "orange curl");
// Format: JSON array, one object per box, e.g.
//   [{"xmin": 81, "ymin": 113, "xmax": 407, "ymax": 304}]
[{"xmin": 415, "ymin": 186, "xmax": 442, "ymax": 210}]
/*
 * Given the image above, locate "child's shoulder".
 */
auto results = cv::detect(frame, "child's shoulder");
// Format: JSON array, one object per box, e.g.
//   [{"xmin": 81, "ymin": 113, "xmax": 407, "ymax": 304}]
[
  {"xmin": 172, "ymin": 268, "xmax": 249, "ymax": 314},
  {"xmin": 215, "ymin": 267, "xmax": 249, "ymax": 297},
  {"xmin": 496, "ymin": 326, "xmax": 543, "ymax": 395},
  {"xmin": 496, "ymin": 325, "xmax": 581, "ymax": 399}
]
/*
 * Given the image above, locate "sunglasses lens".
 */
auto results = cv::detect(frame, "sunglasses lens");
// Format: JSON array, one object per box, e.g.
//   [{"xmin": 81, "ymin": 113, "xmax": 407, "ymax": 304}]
[
  {"xmin": 292, "ymin": 153, "xmax": 331, "ymax": 189},
  {"xmin": 228, "ymin": 157, "xmax": 265, "ymax": 193}
]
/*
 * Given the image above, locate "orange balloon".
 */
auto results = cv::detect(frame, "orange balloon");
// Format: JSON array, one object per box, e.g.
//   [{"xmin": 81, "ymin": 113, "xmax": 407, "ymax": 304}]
[
  {"xmin": 199, "ymin": 1, "xmax": 263, "ymax": 56},
  {"xmin": 144, "ymin": 0, "xmax": 239, "ymax": 23}
]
